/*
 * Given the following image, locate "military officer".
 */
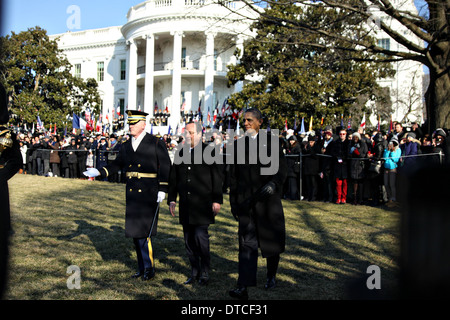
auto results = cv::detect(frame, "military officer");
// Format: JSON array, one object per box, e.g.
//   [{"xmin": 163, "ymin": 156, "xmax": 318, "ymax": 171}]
[
  {"xmin": 84, "ymin": 110, "xmax": 171, "ymax": 281},
  {"xmin": 228, "ymin": 108, "xmax": 287, "ymax": 300},
  {"xmin": 0, "ymin": 83, "xmax": 22, "ymax": 298},
  {"xmin": 168, "ymin": 121, "xmax": 223, "ymax": 285}
]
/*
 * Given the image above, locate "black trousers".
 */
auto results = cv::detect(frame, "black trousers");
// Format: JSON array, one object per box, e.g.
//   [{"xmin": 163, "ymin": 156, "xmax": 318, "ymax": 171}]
[
  {"xmin": 183, "ymin": 224, "xmax": 210, "ymax": 277},
  {"xmin": 238, "ymin": 216, "xmax": 280, "ymax": 287},
  {"xmin": 133, "ymin": 237, "xmax": 154, "ymax": 272}
]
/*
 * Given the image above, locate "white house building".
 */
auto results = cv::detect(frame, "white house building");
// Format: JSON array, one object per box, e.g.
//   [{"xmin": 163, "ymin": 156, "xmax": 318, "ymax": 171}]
[
  {"xmin": 50, "ymin": 0, "xmax": 424, "ymax": 132},
  {"xmin": 51, "ymin": 0, "xmax": 257, "ymax": 132}
]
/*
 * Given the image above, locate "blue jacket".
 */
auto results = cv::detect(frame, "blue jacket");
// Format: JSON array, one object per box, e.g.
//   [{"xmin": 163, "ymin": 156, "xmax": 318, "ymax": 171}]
[{"xmin": 383, "ymin": 148, "xmax": 401, "ymax": 169}]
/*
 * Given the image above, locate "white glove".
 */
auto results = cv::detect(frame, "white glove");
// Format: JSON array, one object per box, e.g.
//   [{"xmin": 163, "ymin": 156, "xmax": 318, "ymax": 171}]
[
  {"xmin": 83, "ymin": 168, "xmax": 100, "ymax": 178},
  {"xmin": 157, "ymin": 191, "xmax": 166, "ymax": 203}
]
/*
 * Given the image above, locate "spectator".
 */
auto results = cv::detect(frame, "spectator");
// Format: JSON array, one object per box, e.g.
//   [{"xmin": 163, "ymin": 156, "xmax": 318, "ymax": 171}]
[
  {"xmin": 303, "ymin": 135, "xmax": 320, "ymax": 201},
  {"xmin": 66, "ymin": 139, "xmax": 79, "ymax": 178},
  {"xmin": 366, "ymin": 133, "xmax": 385, "ymax": 206},
  {"xmin": 349, "ymin": 132, "xmax": 368, "ymax": 205},
  {"xmin": 332, "ymin": 129, "xmax": 350, "ymax": 204},
  {"xmin": 285, "ymin": 135, "xmax": 301, "ymax": 200},
  {"xmin": 319, "ymin": 127, "xmax": 335, "ymax": 203},
  {"xmin": 383, "ymin": 136, "xmax": 402, "ymax": 206},
  {"xmin": 48, "ymin": 135, "xmax": 61, "ymax": 177}
]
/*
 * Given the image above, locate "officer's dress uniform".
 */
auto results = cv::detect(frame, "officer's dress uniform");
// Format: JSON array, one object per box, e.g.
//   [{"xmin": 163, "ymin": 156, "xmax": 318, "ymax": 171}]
[
  {"xmin": 168, "ymin": 142, "xmax": 223, "ymax": 283},
  {"xmin": 97, "ymin": 112, "xmax": 171, "ymax": 280}
]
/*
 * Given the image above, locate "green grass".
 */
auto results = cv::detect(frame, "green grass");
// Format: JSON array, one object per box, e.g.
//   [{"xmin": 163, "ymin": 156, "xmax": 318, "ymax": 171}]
[{"xmin": 4, "ymin": 174, "xmax": 400, "ymax": 300}]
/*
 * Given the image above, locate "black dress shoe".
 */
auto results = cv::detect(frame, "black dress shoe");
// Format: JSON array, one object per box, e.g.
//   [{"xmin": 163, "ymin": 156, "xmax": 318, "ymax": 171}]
[
  {"xmin": 131, "ymin": 271, "xmax": 143, "ymax": 279},
  {"xmin": 184, "ymin": 276, "xmax": 198, "ymax": 285},
  {"xmin": 143, "ymin": 268, "xmax": 155, "ymax": 281},
  {"xmin": 229, "ymin": 286, "xmax": 248, "ymax": 300},
  {"xmin": 198, "ymin": 272, "xmax": 209, "ymax": 286},
  {"xmin": 264, "ymin": 276, "xmax": 276, "ymax": 289}
]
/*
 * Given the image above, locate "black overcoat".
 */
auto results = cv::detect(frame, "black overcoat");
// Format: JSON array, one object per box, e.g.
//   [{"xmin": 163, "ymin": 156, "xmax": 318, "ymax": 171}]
[
  {"xmin": 99, "ymin": 133, "xmax": 171, "ymax": 238},
  {"xmin": 331, "ymin": 139, "xmax": 350, "ymax": 179},
  {"xmin": 229, "ymin": 132, "xmax": 287, "ymax": 258},
  {"xmin": 168, "ymin": 142, "xmax": 223, "ymax": 225}
]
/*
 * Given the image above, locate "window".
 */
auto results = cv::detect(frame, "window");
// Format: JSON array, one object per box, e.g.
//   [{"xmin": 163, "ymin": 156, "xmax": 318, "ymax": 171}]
[
  {"xmin": 120, "ymin": 60, "xmax": 126, "ymax": 80},
  {"xmin": 97, "ymin": 61, "xmax": 104, "ymax": 82},
  {"xmin": 74, "ymin": 63, "xmax": 81, "ymax": 78},
  {"xmin": 119, "ymin": 98, "xmax": 125, "ymax": 116},
  {"xmin": 181, "ymin": 47, "xmax": 186, "ymax": 68},
  {"xmin": 378, "ymin": 38, "xmax": 390, "ymax": 51}
]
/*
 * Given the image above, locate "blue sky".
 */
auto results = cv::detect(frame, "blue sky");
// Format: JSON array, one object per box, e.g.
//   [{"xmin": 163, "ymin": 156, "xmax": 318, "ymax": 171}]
[
  {"xmin": 1, "ymin": 0, "xmax": 143, "ymax": 36},
  {"xmin": 2, "ymin": 0, "xmax": 429, "ymax": 37}
]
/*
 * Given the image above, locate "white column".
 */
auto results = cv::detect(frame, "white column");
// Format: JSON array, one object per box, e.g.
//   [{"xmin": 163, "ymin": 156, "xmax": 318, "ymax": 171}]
[
  {"xmin": 204, "ymin": 31, "xmax": 216, "ymax": 121},
  {"xmin": 127, "ymin": 39, "xmax": 138, "ymax": 111},
  {"xmin": 171, "ymin": 30, "xmax": 183, "ymax": 128},
  {"xmin": 144, "ymin": 34, "xmax": 155, "ymax": 118},
  {"xmin": 234, "ymin": 34, "xmax": 245, "ymax": 93}
]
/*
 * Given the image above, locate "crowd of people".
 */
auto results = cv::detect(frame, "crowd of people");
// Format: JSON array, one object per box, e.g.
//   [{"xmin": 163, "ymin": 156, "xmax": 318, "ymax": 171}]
[
  {"xmin": 13, "ymin": 120, "xmax": 448, "ymax": 208},
  {"xmin": 282, "ymin": 122, "xmax": 448, "ymax": 207}
]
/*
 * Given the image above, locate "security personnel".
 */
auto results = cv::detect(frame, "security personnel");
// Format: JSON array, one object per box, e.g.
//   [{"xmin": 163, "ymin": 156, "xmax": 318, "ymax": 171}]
[
  {"xmin": 228, "ymin": 108, "xmax": 287, "ymax": 300},
  {"xmin": 0, "ymin": 83, "xmax": 22, "ymax": 298},
  {"xmin": 168, "ymin": 121, "xmax": 223, "ymax": 285},
  {"xmin": 84, "ymin": 110, "xmax": 171, "ymax": 281}
]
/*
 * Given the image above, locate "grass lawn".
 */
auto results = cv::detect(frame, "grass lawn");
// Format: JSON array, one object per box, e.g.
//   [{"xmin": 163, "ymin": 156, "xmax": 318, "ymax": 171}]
[{"xmin": 4, "ymin": 174, "xmax": 400, "ymax": 300}]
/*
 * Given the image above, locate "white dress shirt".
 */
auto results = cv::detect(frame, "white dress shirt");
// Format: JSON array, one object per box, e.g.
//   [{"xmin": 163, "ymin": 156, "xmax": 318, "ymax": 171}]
[{"xmin": 131, "ymin": 130, "xmax": 146, "ymax": 152}]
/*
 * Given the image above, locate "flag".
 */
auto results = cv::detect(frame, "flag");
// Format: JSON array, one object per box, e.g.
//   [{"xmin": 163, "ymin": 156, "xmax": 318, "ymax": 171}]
[
  {"xmin": 85, "ymin": 107, "xmax": 91, "ymax": 123},
  {"xmin": 388, "ymin": 116, "xmax": 393, "ymax": 134},
  {"xmin": 213, "ymin": 107, "xmax": 217, "ymax": 124},
  {"xmin": 236, "ymin": 118, "xmax": 240, "ymax": 136},
  {"xmin": 300, "ymin": 117, "xmax": 306, "ymax": 134},
  {"xmin": 360, "ymin": 114, "xmax": 366, "ymax": 129},
  {"xmin": 150, "ymin": 123, "xmax": 153, "ymax": 135},
  {"xmin": 347, "ymin": 115, "xmax": 352, "ymax": 130},
  {"xmin": 377, "ymin": 115, "xmax": 381, "ymax": 131},
  {"xmin": 72, "ymin": 113, "xmax": 87, "ymax": 130},
  {"xmin": 284, "ymin": 119, "xmax": 288, "ymax": 132},
  {"xmin": 64, "ymin": 125, "xmax": 67, "ymax": 136},
  {"xmin": 309, "ymin": 116, "xmax": 313, "ymax": 132},
  {"xmin": 53, "ymin": 123, "xmax": 57, "ymax": 135},
  {"xmin": 181, "ymin": 99, "xmax": 186, "ymax": 113},
  {"xmin": 37, "ymin": 115, "xmax": 43, "ymax": 131},
  {"xmin": 168, "ymin": 124, "xmax": 171, "ymax": 135},
  {"xmin": 207, "ymin": 107, "xmax": 211, "ymax": 125}
]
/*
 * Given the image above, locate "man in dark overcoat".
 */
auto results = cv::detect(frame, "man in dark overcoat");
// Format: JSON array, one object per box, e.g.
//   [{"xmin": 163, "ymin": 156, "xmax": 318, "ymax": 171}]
[
  {"xmin": 0, "ymin": 83, "xmax": 22, "ymax": 298},
  {"xmin": 228, "ymin": 108, "xmax": 287, "ymax": 300},
  {"xmin": 168, "ymin": 121, "xmax": 223, "ymax": 285},
  {"xmin": 84, "ymin": 110, "xmax": 171, "ymax": 281}
]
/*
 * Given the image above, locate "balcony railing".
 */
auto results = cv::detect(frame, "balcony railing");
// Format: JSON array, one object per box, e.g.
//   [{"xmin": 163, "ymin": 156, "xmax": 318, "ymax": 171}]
[{"xmin": 137, "ymin": 60, "xmax": 227, "ymax": 74}]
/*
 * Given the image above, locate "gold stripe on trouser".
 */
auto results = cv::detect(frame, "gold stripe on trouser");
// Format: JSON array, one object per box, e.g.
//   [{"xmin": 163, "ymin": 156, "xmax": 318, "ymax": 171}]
[{"xmin": 147, "ymin": 237, "xmax": 154, "ymax": 268}]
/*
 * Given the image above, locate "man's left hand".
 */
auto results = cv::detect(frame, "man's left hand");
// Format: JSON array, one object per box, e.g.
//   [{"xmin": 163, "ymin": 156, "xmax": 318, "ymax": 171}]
[{"xmin": 212, "ymin": 203, "xmax": 221, "ymax": 216}]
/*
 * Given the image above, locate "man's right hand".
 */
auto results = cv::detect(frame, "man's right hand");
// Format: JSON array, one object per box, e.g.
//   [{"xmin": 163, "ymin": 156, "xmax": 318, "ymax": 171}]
[{"xmin": 169, "ymin": 201, "xmax": 176, "ymax": 217}]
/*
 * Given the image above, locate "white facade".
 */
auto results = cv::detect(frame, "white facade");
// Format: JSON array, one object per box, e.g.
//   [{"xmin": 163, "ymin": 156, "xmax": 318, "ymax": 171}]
[{"xmin": 50, "ymin": 0, "xmax": 424, "ymax": 132}]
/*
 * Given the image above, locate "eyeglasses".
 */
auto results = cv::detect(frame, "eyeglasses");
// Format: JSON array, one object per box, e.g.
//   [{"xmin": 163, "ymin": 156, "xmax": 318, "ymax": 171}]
[{"xmin": 339, "ymin": 133, "xmax": 346, "ymax": 136}]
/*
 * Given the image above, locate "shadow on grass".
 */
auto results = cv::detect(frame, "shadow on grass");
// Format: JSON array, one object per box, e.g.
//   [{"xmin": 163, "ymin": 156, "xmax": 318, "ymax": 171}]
[{"xmin": 7, "ymin": 176, "xmax": 400, "ymax": 300}]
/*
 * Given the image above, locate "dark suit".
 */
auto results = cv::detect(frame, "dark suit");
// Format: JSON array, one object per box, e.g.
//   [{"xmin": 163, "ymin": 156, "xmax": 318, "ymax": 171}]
[
  {"xmin": 98, "ymin": 133, "xmax": 171, "ymax": 273},
  {"xmin": 229, "ymin": 131, "xmax": 287, "ymax": 287},
  {"xmin": 0, "ymin": 131, "xmax": 22, "ymax": 297},
  {"xmin": 168, "ymin": 142, "xmax": 223, "ymax": 278}
]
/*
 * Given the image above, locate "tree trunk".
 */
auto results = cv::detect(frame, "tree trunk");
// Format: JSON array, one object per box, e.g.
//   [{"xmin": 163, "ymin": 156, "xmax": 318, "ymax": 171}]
[{"xmin": 426, "ymin": 69, "xmax": 450, "ymax": 133}]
